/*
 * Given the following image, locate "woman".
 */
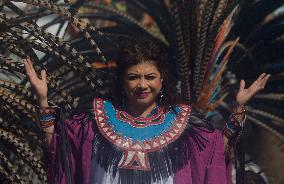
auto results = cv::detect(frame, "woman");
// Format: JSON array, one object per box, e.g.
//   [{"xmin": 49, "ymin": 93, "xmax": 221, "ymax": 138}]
[{"xmin": 24, "ymin": 38, "xmax": 270, "ymax": 184}]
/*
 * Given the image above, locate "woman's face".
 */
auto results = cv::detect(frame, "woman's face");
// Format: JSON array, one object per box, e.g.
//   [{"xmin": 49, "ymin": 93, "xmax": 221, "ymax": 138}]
[{"xmin": 122, "ymin": 61, "xmax": 163, "ymax": 108}]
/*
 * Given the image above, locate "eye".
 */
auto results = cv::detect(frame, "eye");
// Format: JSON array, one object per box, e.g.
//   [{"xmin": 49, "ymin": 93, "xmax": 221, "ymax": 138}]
[
  {"xmin": 145, "ymin": 75, "xmax": 156, "ymax": 80},
  {"xmin": 127, "ymin": 75, "xmax": 138, "ymax": 80}
]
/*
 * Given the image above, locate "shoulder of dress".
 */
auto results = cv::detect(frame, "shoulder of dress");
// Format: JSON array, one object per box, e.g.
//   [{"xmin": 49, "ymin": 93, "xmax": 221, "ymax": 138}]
[
  {"xmin": 63, "ymin": 112, "xmax": 94, "ymax": 139},
  {"xmin": 187, "ymin": 107, "xmax": 215, "ymax": 130},
  {"xmin": 182, "ymin": 106, "xmax": 222, "ymax": 147}
]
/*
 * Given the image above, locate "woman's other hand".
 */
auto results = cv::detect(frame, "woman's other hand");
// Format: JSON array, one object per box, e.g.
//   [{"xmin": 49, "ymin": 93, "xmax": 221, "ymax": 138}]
[
  {"xmin": 23, "ymin": 58, "xmax": 48, "ymax": 107},
  {"xmin": 236, "ymin": 73, "xmax": 271, "ymax": 106},
  {"xmin": 223, "ymin": 73, "xmax": 270, "ymax": 153}
]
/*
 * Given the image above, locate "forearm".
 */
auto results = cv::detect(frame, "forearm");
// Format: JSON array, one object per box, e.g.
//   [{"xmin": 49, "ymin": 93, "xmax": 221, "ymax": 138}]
[
  {"xmin": 38, "ymin": 97, "xmax": 49, "ymax": 108},
  {"xmin": 37, "ymin": 97, "xmax": 55, "ymax": 145},
  {"xmin": 37, "ymin": 105, "xmax": 58, "ymax": 146},
  {"xmin": 232, "ymin": 105, "xmax": 245, "ymax": 126},
  {"xmin": 223, "ymin": 105, "xmax": 246, "ymax": 158},
  {"xmin": 43, "ymin": 126, "xmax": 54, "ymax": 146}
]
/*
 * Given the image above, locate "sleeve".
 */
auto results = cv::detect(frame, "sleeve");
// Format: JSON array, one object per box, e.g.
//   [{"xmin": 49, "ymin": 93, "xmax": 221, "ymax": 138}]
[
  {"xmin": 173, "ymin": 108, "xmax": 231, "ymax": 184},
  {"xmin": 205, "ymin": 130, "xmax": 232, "ymax": 184},
  {"xmin": 37, "ymin": 107, "xmax": 94, "ymax": 184}
]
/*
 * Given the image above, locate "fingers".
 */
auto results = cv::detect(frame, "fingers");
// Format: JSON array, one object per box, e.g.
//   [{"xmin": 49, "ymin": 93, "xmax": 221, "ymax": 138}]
[
  {"xmin": 23, "ymin": 58, "xmax": 46, "ymax": 83},
  {"xmin": 249, "ymin": 73, "xmax": 270, "ymax": 94},
  {"xmin": 256, "ymin": 73, "xmax": 270, "ymax": 88},
  {"xmin": 24, "ymin": 58, "xmax": 36, "ymax": 76},
  {"xmin": 255, "ymin": 73, "xmax": 266, "ymax": 84},
  {"xmin": 27, "ymin": 58, "xmax": 37, "ymax": 75},
  {"xmin": 239, "ymin": 80, "xmax": 245, "ymax": 91},
  {"xmin": 259, "ymin": 74, "xmax": 271, "ymax": 89},
  {"xmin": 258, "ymin": 73, "xmax": 266, "ymax": 79},
  {"xmin": 23, "ymin": 59, "xmax": 29, "ymax": 74},
  {"xmin": 24, "ymin": 59, "xmax": 35, "ymax": 81},
  {"xmin": 251, "ymin": 73, "xmax": 268, "ymax": 85},
  {"xmin": 41, "ymin": 70, "xmax": 47, "ymax": 83},
  {"xmin": 238, "ymin": 80, "xmax": 246, "ymax": 95}
]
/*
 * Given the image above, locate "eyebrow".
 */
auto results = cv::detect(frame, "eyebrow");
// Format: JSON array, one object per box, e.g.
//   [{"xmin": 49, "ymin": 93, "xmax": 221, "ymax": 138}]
[
  {"xmin": 145, "ymin": 73, "xmax": 158, "ymax": 76},
  {"xmin": 127, "ymin": 72, "xmax": 158, "ymax": 75}
]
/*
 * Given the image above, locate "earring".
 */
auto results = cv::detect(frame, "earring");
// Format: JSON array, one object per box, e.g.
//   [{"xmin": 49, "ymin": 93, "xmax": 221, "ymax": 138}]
[{"xmin": 159, "ymin": 90, "xmax": 164, "ymax": 104}]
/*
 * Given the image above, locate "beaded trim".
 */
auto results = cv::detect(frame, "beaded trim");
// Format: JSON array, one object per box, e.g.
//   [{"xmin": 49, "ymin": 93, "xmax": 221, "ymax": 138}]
[
  {"xmin": 39, "ymin": 107, "xmax": 56, "ymax": 115},
  {"xmin": 38, "ymin": 106, "xmax": 57, "ymax": 129},
  {"xmin": 93, "ymin": 98, "xmax": 191, "ymax": 171}
]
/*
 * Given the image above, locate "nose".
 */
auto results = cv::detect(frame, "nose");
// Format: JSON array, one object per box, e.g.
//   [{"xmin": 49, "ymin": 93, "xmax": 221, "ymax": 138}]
[{"xmin": 137, "ymin": 78, "xmax": 147, "ymax": 89}]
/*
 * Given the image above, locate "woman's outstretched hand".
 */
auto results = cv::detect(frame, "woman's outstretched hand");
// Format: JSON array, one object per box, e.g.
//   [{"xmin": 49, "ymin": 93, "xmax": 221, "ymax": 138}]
[
  {"xmin": 236, "ymin": 73, "xmax": 271, "ymax": 106},
  {"xmin": 23, "ymin": 58, "xmax": 48, "ymax": 107},
  {"xmin": 223, "ymin": 73, "xmax": 271, "ymax": 154}
]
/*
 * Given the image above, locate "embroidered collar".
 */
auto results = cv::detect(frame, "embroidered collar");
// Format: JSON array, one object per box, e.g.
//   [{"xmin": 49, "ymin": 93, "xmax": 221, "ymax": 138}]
[{"xmin": 93, "ymin": 98, "xmax": 191, "ymax": 171}]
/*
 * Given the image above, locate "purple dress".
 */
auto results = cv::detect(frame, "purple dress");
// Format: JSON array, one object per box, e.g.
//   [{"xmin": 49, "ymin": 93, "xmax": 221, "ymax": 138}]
[{"xmin": 45, "ymin": 98, "xmax": 231, "ymax": 184}]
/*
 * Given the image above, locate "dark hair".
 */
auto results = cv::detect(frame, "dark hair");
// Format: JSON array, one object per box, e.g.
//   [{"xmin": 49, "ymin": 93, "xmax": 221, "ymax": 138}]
[{"xmin": 111, "ymin": 36, "xmax": 179, "ymax": 108}]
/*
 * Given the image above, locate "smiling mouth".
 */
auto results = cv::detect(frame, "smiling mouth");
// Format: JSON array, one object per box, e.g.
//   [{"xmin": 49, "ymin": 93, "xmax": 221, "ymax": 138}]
[{"xmin": 135, "ymin": 92, "xmax": 150, "ymax": 99}]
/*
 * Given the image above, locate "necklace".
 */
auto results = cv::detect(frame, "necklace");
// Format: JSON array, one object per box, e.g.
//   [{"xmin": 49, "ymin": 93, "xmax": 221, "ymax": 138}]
[{"xmin": 116, "ymin": 105, "xmax": 165, "ymax": 128}]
